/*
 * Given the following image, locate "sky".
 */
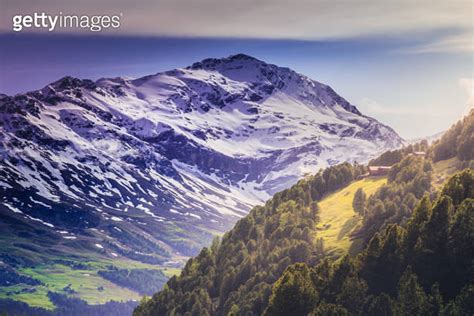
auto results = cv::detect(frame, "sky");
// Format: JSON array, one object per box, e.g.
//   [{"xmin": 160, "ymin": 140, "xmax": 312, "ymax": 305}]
[{"xmin": 0, "ymin": 0, "xmax": 473, "ymax": 139}]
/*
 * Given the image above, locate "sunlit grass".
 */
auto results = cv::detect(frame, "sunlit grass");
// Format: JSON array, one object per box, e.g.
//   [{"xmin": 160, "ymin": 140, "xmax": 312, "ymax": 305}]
[
  {"xmin": 316, "ymin": 177, "xmax": 387, "ymax": 257},
  {"xmin": 19, "ymin": 264, "xmax": 141, "ymax": 305},
  {"xmin": 2, "ymin": 260, "xmax": 169, "ymax": 309},
  {"xmin": 0, "ymin": 244, "xmax": 178, "ymax": 310},
  {"xmin": 0, "ymin": 285, "xmax": 55, "ymax": 310}
]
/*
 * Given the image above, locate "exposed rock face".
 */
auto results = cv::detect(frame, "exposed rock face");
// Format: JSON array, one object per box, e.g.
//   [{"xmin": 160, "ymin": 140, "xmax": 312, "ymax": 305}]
[{"xmin": 0, "ymin": 54, "xmax": 403, "ymax": 261}]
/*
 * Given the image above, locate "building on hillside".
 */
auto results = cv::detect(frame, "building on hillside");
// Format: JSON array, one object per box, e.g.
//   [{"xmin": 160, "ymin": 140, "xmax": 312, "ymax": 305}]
[{"xmin": 368, "ymin": 166, "xmax": 392, "ymax": 176}]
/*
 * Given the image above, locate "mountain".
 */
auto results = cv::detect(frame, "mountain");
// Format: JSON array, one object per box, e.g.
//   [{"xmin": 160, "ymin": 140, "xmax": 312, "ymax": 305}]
[
  {"xmin": 0, "ymin": 54, "xmax": 402, "ymax": 264},
  {"xmin": 134, "ymin": 111, "xmax": 474, "ymax": 316},
  {"xmin": 0, "ymin": 54, "xmax": 404, "ymax": 311}
]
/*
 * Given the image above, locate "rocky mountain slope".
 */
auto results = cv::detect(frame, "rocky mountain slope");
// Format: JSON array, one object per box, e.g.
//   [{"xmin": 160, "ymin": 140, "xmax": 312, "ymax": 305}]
[{"xmin": 0, "ymin": 54, "xmax": 403, "ymax": 265}]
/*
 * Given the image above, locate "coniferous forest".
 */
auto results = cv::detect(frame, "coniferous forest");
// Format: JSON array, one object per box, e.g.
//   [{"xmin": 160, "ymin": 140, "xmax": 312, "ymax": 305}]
[
  {"xmin": 134, "ymin": 111, "xmax": 474, "ymax": 315},
  {"xmin": 1, "ymin": 2, "xmax": 473, "ymax": 314}
]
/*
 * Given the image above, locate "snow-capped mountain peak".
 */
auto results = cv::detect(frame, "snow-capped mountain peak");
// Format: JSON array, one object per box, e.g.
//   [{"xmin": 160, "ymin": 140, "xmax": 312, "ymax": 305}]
[{"xmin": 0, "ymin": 54, "xmax": 403, "ymax": 260}]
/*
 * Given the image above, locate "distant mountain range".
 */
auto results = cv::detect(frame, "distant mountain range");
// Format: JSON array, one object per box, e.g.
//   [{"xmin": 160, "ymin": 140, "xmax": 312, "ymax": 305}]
[{"xmin": 0, "ymin": 54, "xmax": 403, "ymax": 265}]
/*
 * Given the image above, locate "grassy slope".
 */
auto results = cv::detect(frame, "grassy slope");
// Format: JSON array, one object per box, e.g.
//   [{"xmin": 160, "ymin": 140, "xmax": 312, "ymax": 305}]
[
  {"xmin": 315, "ymin": 156, "xmax": 461, "ymax": 258},
  {"xmin": 0, "ymin": 284, "xmax": 55, "ymax": 310},
  {"xmin": 432, "ymin": 157, "xmax": 463, "ymax": 189},
  {"xmin": 316, "ymin": 177, "xmax": 387, "ymax": 257},
  {"xmin": 23, "ymin": 265, "xmax": 140, "ymax": 305}
]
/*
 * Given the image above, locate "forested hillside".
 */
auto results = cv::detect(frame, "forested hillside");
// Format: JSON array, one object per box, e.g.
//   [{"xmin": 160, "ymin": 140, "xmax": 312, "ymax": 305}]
[
  {"xmin": 134, "ymin": 111, "xmax": 473, "ymax": 315},
  {"xmin": 134, "ymin": 163, "xmax": 366, "ymax": 315},
  {"xmin": 431, "ymin": 109, "xmax": 474, "ymax": 163},
  {"xmin": 265, "ymin": 169, "xmax": 473, "ymax": 315},
  {"xmin": 0, "ymin": 54, "xmax": 404, "ymax": 313}
]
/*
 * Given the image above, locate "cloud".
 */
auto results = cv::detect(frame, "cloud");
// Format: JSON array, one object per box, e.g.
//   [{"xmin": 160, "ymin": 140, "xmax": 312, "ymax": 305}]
[
  {"xmin": 404, "ymin": 31, "xmax": 474, "ymax": 54},
  {"xmin": 1, "ymin": 0, "xmax": 472, "ymax": 53}
]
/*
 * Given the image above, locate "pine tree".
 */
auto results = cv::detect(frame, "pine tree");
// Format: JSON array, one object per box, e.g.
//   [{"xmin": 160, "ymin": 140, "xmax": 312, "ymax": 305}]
[
  {"xmin": 441, "ymin": 168, "xmax": 473, "ymax": 206},
  {"xmin": 428, "ymin": 283, "xmax": 443, "ymax": 316},
  {"xmin": 397, "ymin": 266, "xmax": 428, "ymax": 315},
  {"xmin": 310, "ymin": 303, "xmax": 350, "ymax": 316},
  {"xmin": 448, "ymin": 199, "xmax": 474, "ymax": 296},
  {"xmin": 353, "ymin": 188, "xmax": 367, "ymax": 214},
  {"xmin": 417, "ymin": 196, "xmax": 453, "ymax": 290},
  {"xmin": 361, "ymin": 225, "xmax": 405, "ymax": 295},
  {"xmin": 442, "ymin": 284, "xmax": 474, "ymax": 315},
  {"xmin": 362, "ymin": 293, "xmax": 395, "ymax": 316},
  {"xmin": 404, "ymin": 195, "xmax": 432, "ymax": 254},
  {"xmin": 264, "ymin": 263, "xmax": 318, "ymax": 316},
  {"xmin": 335, "ymin": 274, "xmax": 368, "ymax": 314}
]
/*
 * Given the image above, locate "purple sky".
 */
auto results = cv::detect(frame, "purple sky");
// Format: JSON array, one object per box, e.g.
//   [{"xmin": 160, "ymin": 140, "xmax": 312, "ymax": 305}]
[{"xmin": 0, "ymin": 0, "xmax": 472, "ymax": 139}]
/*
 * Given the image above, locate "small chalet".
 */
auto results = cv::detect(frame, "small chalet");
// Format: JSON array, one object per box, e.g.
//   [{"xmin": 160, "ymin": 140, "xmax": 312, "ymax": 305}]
[{"xmin": 368, "ymin": 166, "xmax": 392, "ymax": 176}]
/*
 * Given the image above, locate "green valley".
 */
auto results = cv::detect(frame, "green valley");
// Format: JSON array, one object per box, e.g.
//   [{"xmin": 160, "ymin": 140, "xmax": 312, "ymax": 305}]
[{"xmin": 0, "ymin": 257, "xmax": 176, "ymax": 311}]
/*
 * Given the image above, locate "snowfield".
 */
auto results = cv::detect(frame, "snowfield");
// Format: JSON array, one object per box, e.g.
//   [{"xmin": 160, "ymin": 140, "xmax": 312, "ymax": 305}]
[{"xmin": 0, "ymin": 54, "xmax": 403, "ymax": 259}]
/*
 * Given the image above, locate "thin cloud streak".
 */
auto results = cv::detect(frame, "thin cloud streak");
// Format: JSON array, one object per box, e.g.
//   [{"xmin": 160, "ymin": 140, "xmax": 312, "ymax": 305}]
[
  {"xmin": 403, "ymin": 31, "xmax": 474, "ymax": 54},
  {"xmin": 1, "ymin": 1, "xmax": 472, "ymax": 47}
]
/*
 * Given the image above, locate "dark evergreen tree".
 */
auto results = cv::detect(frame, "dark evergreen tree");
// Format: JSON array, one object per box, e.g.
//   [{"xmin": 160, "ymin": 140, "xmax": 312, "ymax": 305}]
[
  {"xmin": 428, "ymin": 283, "xmax": 443, "ymax": 316},
  {"xmin": 352, "ymin": 188, "xmax": 367, "ymax": 214},
  {"xmin": 264, "ymin": 263, "xmax": 317, "ymax": 316},
  {"xmin": 361, "ymin": 293, "xmax": 396, "ymax": 316},
  {"xmin": 310, "ymin": 303, "xmax": 349, "ymax": 316},
  {"xmin": 397, "ymin": 266, "xmax": 429, "ymax": 315}
]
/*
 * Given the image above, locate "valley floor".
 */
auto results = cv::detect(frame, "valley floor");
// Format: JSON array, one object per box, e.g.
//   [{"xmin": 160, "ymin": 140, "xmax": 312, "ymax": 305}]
[{"xmin": 0, "ymin": 259, "xmax": 180, "ymax": 310}]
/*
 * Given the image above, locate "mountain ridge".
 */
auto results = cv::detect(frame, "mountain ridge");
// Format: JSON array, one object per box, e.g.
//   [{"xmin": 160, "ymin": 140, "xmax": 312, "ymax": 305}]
[
  {"xmin": 1, "ymin": 54, "xmax": 403, "ymax": 257},
  {"xmin": 0, "ymin": 55, "xmax": 404, "ymax": 311}
]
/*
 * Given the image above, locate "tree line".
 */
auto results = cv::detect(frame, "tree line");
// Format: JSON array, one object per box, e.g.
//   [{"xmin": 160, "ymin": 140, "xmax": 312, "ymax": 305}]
[{"xmin": 134, "ymin": 110, "xmax": 474, "ymax": 315}]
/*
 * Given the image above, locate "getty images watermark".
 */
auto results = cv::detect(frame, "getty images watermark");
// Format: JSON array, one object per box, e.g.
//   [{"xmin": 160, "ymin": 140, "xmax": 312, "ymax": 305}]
[{"xmin": 12, "ymin": 12, "xmax": 122, "ymax": 32}]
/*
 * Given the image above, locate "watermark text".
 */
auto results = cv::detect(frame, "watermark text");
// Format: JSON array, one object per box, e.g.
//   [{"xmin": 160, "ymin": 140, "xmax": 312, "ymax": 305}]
[{"xmin": 12, "ymin": 12, "xmax": 122, "ymax": 32}]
